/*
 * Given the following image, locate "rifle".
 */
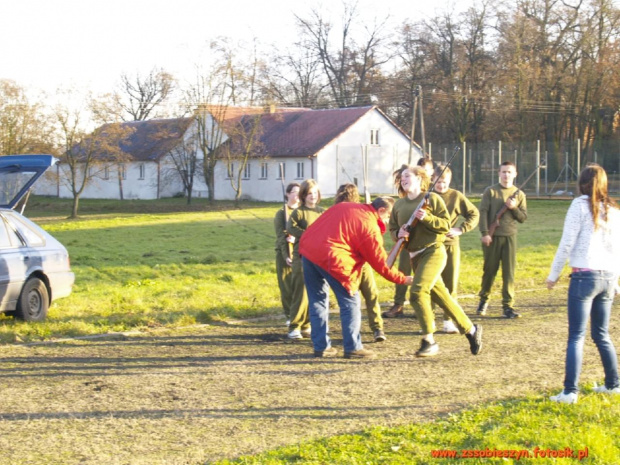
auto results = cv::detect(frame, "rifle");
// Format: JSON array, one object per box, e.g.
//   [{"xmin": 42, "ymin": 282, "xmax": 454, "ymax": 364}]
[
  {"xmin": 279, "ymin": 163, "xmax": 293, "ymax": 260},
  {"xmin": 386, "ymin": 146, "xmax": 460, "ymax": 268},
  {"xmin": 487, "ymin": 164, "xmax": 541, "ymax": 237}
]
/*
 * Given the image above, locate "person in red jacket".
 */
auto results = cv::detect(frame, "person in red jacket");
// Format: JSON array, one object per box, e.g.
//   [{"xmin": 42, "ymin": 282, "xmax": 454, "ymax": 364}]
[{"xmin": 299, "ymin": 196, "xmax": 414, "ymax": 359}]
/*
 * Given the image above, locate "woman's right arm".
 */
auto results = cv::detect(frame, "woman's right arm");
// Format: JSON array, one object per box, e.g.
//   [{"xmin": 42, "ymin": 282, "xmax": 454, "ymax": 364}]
[{"xmin": 547, "ymin": 200, "xmax": 582, "ymax": 283}]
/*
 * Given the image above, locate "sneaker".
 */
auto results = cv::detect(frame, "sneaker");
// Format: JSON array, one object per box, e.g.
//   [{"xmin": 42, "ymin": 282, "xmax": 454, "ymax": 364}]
[
  {"xmin": 344, "ymin": 348, "xmax": 376, "ymax": 359},
  {"xmin": 373, "ymin": 329, "xmax": 387, "ymax": 342},
  {"xmin": 285, "ymin": 320, "xmax": 290, "ymax": 327},
  {"xmin": 550, "ymin": 391, "xmax": 578, "ymax": 404},
  {"xmin": 503, "ymin": 307, "xmax": 521, "ymax": 319},
  {"xmin": 314, "ymin": 346, "xmax": 338, "ymax": 358},
  {"xmin": 466, "ymin": 324, "xmax": 483, "ymax": 355},
  {"xmin": 382, "ymin": 304, "xmax": 404, "ymax": 318},
  {"xmin": 476, "ymin": 301, "xmax": 488, "ymax": 316},
  {"xmin": 415, "ymin": 339, "xmax": 439, "ymax": 357},
  {"xmin": 443, "ymin": 320, "xmax": 459, "ymax": 334},
  {"xmin": 300, "ymin": 328, "xmax": 312, "ymax": 338},
  {"xmin": 593, "ymin": 384, "xmax": 620, "ymax": 394},
  {"xmin": 287, "ymin": 329, "xmax": 303, "ymax": 340}
]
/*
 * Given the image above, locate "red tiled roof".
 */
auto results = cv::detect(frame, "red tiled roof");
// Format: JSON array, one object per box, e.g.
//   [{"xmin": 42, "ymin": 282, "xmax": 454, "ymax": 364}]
[
  {"xmin": 224, "ymin": 106, "xmax": 376, "ymax": 158},
  {"xmin": 118, "ymin": 117, "xmax": 193, "ymax": 161},
  {"xmin": 81, "ymin": 105, "xmax": 404, "ymax": 162}
]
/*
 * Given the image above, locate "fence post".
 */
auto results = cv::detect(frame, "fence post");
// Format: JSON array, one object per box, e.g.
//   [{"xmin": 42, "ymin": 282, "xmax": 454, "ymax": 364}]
[
  {"xmin": 462, "ymin": 140, "xmax": 467, "ymax": 194},
  {"xmin": 536, "ymin": 140, "xmax": 540, "ymax": 196}
]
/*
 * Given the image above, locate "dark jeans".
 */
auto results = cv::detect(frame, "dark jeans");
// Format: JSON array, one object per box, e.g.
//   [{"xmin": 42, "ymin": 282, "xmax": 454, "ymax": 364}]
[{"xmin": 563, "ymin": 270, "xmax": 619, "ymax": 394}]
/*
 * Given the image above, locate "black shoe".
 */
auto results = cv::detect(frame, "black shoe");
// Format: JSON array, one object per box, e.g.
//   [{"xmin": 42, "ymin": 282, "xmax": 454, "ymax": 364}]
[
  {"xmin": 382, "ymin": 304, "xmax": 404, "ymax": 318},
  {"xmin": 503, "ymin": 307, "xmax": 521, "ymax": 319},
  {"xmin": 466, "ymin": 324, "xmax": 483, "ymax": 355},
  {"xmin": 373, "ymin": 329, "xmax": 387, "ymax": 342},
  {"xmin": 415, "ymin": 339, "xmax": 439, "ymax": 357},
  {"xmin": 476, "ymin": 301, "xmax": 488, "ymax": 316},
  {"xmin": 314, "ymin": 346, "xmax": 338, "ymax": 358}
]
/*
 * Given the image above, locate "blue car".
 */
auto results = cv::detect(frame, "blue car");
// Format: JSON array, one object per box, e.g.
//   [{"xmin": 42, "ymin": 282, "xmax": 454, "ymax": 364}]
[{"xmin": 0, "ymin": 155, "xmax": 74, "ymax": 321}]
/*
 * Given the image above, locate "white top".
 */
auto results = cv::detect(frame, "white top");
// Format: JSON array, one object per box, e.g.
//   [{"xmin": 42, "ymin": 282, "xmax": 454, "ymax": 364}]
[{"xmin": 547, "ymin": 195, "xmax": 620, "ymax": 282}]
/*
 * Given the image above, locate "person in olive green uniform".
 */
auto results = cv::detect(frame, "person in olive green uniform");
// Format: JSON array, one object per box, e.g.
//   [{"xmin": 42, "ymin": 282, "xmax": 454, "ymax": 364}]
[
  {"xmin": 286, "ymin": 179, "xmax": 325, "ymax": 339},
  {"xmin": 274, "ymin": 182, "xmax": 300, "ymax": 324},
  {"xmin": 384, "ymin": 157, "xmax": 435, "ymax": 318},
  {"xmin": 477, "ymin": 161, "xmax": 527, "ymax": 319},
  {"xmin": 334, "ymin": 183, "xmax": 386, "ymax": 342},
  {"xmin": 432, "ymin": 165, "xmax": 479, "ymax": 334},
  {"xmin": 389, "ymin": 164, "xmax": 483, "ymax": 357}
]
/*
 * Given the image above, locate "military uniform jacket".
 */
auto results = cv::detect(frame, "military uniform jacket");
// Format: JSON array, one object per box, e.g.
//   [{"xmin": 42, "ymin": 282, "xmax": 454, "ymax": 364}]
[
  {"xmin": 287, "ymin": 205, "xmax": 325, "ymax": 257},
  {"xmin": 274, "ymin": 205, "xmax": 295, "ymax": 261},
  {"xmin": 478, "ymin": 183, "xmax": 527, "ymax": 237},
  {"xmin": 388, "ymin": 192, "xmax": 450, "ymax": 252},
  {"xmin": 436, "ymin": 189, "xmax": 480, "ymax": 246}
]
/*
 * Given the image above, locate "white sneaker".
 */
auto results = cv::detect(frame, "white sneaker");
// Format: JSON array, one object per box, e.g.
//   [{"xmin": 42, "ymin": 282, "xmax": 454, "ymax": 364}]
[
  {"xmin": 550, "ymin": 391, "xmax": 578, "ymax": 404},
  {"xmin": 287, "ymin": 329, "xmax": 303, "ymax": 340},
  {"xmin": 593, "ymin": 384, "xmax": 620, "ymax": 394},
  {"xmin": 285, "ymin": 320, "xmax": 291, "ymax": 327},
  {"xmin": 443, "ymin": 320, "xmax": 459, "ymax": 334}
]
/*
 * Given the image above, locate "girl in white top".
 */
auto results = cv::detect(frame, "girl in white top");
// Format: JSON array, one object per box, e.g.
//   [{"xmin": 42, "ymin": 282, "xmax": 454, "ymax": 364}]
[{"xmin": 546, "ymin": 163, "xmax": 620, "ymax": 403}]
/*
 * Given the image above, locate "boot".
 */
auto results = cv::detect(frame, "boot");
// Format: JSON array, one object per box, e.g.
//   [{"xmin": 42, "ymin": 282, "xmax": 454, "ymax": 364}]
[{"xmin": 382, "ymin": 304, "xmax": 404, "ymax": 318}]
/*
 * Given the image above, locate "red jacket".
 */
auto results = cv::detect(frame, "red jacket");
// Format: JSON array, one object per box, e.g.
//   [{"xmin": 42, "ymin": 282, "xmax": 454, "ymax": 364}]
[{"xmin": 299, "ymin": 202, "xmax": 408, "ymax": 294}]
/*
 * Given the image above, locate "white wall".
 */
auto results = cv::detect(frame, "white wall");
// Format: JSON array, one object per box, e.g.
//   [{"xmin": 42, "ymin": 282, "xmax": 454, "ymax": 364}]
[{"xmin": 316, "ymin": 110, "xmax": 422, "ymax": 197}]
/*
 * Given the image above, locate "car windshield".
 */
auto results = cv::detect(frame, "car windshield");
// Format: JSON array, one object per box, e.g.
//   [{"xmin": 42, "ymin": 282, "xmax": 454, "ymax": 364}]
[{"xmin": 0, "ymin": 168, "xmax": 39, "ymax": 207}]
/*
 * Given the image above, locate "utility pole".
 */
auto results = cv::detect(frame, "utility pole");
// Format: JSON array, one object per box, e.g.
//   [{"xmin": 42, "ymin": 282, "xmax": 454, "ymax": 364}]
[{"xmin": 407, "ymin": 85, "xmax": 427, "ymax": 164}]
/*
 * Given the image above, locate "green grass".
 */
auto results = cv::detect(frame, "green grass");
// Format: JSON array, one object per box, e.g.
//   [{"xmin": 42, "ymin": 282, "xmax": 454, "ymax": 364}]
[
  {"xmin": 0, "ymin": 196, "xmax": 572, "ymax": 343},
  {"xmin": 4, "ymin": 195, "xmax": 619, "ymax": 465},
  {"xmin": 218, "ymin": 388, "xmax": 620, "ymax": 464}
]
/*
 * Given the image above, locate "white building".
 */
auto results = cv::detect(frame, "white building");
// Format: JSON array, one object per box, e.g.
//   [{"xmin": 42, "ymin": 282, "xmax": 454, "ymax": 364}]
[{"xmin": 37, "ymin": 105, "xmax": 423, "ymax": 201}]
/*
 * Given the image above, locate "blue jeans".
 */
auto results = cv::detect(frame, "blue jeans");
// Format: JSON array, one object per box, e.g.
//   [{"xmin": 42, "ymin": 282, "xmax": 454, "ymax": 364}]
[
  {"xmin": 563, "ymin": 271, "xmax": 619, "ymax": 394},
  {"xmin": 302, "ymin": 257, "xmax": 363, "ymax": 353}
]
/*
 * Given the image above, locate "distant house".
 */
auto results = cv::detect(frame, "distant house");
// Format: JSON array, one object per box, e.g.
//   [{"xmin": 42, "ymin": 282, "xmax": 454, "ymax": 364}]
[{"xmin": 36, "ymin": 105, "xmax": 423, "ymax": 201}]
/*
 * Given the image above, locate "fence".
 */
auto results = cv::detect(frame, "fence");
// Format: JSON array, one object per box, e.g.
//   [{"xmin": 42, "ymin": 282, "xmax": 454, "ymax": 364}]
[{"xmin": 427, "ymin": 140, "xmax": 620, "ymax": 197}]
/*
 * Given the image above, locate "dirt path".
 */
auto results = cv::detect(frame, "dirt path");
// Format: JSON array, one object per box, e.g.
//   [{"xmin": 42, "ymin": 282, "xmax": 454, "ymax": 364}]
[{"xmin": 0, "ymin": 291, "xmax": 617, "ymax": 464}]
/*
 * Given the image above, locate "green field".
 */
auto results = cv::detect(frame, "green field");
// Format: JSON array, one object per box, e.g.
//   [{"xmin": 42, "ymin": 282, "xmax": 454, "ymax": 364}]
[
  {"xmin": 1, "ymin": 195, "xmax": 618, "ymax": 465},
  {"xmin": 2, "ymin": 196, "xmax": 566, "ymax": 344}
]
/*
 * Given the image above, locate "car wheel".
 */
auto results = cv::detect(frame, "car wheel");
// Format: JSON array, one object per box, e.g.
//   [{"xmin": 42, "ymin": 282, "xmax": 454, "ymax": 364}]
[{"xmin": 15, "ymin": 278, "xmax": 49, "ymax": 322}]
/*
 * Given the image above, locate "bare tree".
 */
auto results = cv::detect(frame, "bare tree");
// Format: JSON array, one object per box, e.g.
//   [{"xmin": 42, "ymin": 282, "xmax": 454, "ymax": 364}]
[
  {"xmin": 114, "ymin": 67, "xmax": 176, "ymax": 121},
  {"xmin": 53, "ymin": 91, "xmax": 134, "ymax": 217},
  {"xmin": 264, "ymin": 42, "xmax": 329, "ymax": 107},
  {"xmin": 167, "ymin": 137, "xmax": 201, "ymax": 204},
  {"xmin": 220, "ymin": 113, "xmax": 265, "ymax": 204},
  {"xmin": 295, "ymin": 2, "xmax": 391, "ymax": 107}
]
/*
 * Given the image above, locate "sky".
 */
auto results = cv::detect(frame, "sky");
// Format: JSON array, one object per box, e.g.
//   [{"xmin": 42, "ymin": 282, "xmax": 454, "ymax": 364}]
[
  {"xmin": 1, "ymin": 0, "xmax": 455, "ymax": 99},
  {"xmin": 3, "ymin": 0, "xmax": 620, "ymax": 101}
]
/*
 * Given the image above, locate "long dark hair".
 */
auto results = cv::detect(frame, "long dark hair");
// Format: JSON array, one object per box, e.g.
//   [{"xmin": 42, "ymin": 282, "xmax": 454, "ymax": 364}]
[{"xmin": 578, "ymin": 163, "xmax": 618, "ymax": 230}]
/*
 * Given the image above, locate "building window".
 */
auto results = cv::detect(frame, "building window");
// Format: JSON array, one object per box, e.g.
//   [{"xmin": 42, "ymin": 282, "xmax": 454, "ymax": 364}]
[
  {"xmin": 370, "ymin": 129, "xmax": 380, "ymax": 145},
  {"xmin": 139, "ymin": 164, "xmax": 145, "ymax": 180},
  {"xmin": 278, "ymin": 163, "xmax": 286, "ymax": 180},
  {"xmin": 296, "ymin": 162, "xmax": 304, "ymax": 179},
  {"xmin": 243, "ymin": 163, "xmax": 251, "ymax": 180},
  {"xmin": 103, "ymin": 166, "xmax": 109, "ymax": 180},
  {"xmin": 226, "ymin": 163, "xmax": 234, "ymax": 179},
  {"xmin": 119, "ymin": 164, "xmax": 126, "ymax": 180},
  {"xmin": 260, "ymin": 163, "xmax": 268, "ymax": 180}
]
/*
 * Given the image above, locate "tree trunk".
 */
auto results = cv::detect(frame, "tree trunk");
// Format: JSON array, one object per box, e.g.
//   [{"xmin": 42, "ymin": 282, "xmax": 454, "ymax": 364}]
[{"xmin": 70, "ymin": 195, "xmax": 80, "ymax": 219}]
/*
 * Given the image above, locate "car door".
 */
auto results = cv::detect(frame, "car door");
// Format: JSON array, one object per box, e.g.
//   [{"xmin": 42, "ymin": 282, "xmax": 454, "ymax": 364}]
[
  {"xmin": 0, "ymin": 155, "xmax": 57, "ymax": 209},
  {"xmin": 0, "ymin": 213, "xmax": 28, "ymax": 311}
]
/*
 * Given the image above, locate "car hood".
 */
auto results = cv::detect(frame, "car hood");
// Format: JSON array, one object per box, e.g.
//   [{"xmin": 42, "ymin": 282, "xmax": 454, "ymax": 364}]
[{"xmin": 0, "ymin": 155, "xmax": 58, "ymax": 209}]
